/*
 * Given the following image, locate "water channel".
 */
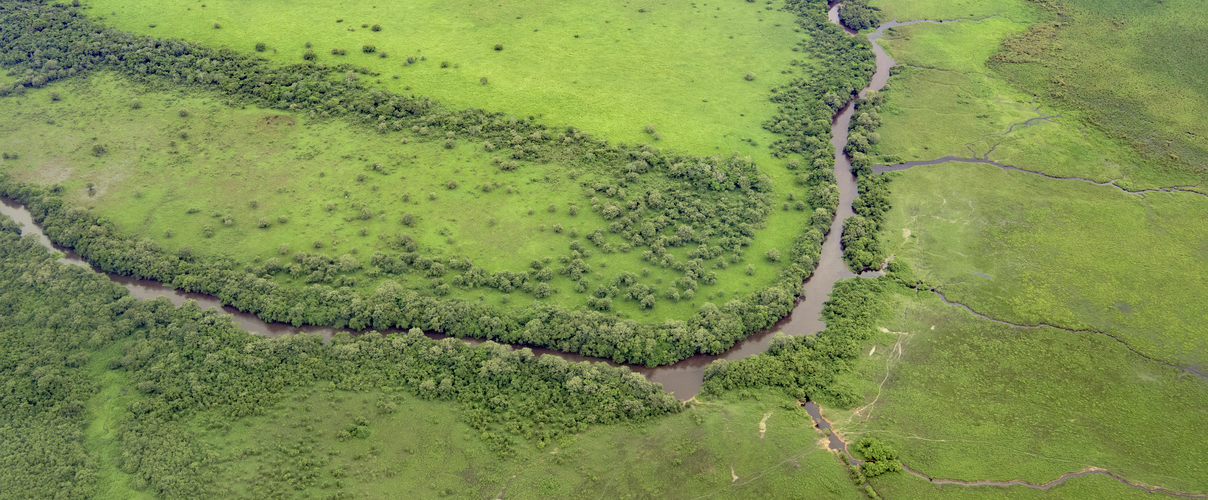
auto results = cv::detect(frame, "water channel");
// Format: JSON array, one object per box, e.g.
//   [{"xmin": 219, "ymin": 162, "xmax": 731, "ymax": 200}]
[{"xmin": 0, "ymin": 2, "xmax": 891, "ymax": 400}]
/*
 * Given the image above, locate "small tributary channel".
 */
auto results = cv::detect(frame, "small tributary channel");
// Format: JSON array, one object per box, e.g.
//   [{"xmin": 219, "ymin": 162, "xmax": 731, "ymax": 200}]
[{"xmin": 0, "ymin": 3, "xmax": 893, "ymax": 400}]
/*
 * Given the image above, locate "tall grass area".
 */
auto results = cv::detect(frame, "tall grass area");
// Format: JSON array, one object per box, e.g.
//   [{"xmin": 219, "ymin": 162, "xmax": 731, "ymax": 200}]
[
  {"xmin": 867, "ymin": 0, "xmax": 1040, "ymax": 22},
  {"xmin": 0, "ymin": 73, "xmax": 799, "ymax": 320},
  {"xmin": 830, "ymin": 286, "xmax": 1208, "ymax": 494},
  {"xmin": 191, "ymin": 386, "xmax": 860, "ymax": 499},
  {"xmin": 86, "ymin": 0, "xmax": 804, "ymax": 165},
  {"xmin": 872, "ymin": 472, "xmax": 1178, "ymax": 499},
  {"xmin": 990, "ymin": 0, "xmax": 1208, "ymax": 183},
  {"xmin": 880, "ymin": 161, "xmax": 1208, "ymax": 371},
  {"xmin": 873, "ymin": 15, "xmax": 1197, "ymax": 187}
]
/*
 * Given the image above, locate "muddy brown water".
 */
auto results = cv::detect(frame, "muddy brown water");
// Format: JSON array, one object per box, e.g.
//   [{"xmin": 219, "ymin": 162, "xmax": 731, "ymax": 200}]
[{"xmin": 0, "ymin": 6, "xmax": 892, "ymax": 399}]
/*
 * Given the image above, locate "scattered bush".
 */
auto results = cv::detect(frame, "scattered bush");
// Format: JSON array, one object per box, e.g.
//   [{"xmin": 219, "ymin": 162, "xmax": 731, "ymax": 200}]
[
  {"xmin": 480, "ymin": 77, "xmax": 489, "ymax": 85},
  {"xmin": 744, "ymin": 72, "xmax": 755, "ymax": 81},
  {"xmin": 255, "ymin": 42, "xmax": 266, "ymax": 52},
  {"xmin": 213, "ymin": 23, "xmax": 221, "ymax": 29},
  {"xmin": 362, "ymin": 45, "xmax": 376, "ymax": 53},
  {"xmin": 178, "ymin": 108, "xmax": 189, "ymax": 117},
  {"xmin": 493, "ymin": 44, "xmax": 503, "ymax": 51},
  {"xmin": 258, "ymin": 218, "xmax": 270, "ymax": 228},
  {"xmin": 402, "ymin": 213, "xmax": 415, "ymax": 226},
  {"xmin": 371, "ymin": 24, "xmax": 382, "ymax": 31},
  {"xmin": 130, "ymin": 99, "xmax": 141, "ymax": 109},
  {"xmin": 303, "ymin": 50, "xmax": 316, "ymax": 60}
]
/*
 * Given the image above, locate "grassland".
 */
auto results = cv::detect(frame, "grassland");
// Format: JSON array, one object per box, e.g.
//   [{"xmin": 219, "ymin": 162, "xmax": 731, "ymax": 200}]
[
  {"xmin": 870, "ymin": 0, "xmax": 1207, "ymax": 190},
  {"xmin": 871, "ymin": 472, "xmax": 1176, "ymax": 500},
  {"xmin": 991, "ymin": 0, "xmax": 1208, "ymax": 179},
  {"xmin": 867, "ymin": 0, "xmax": 1040, "ymax": 23},
  {"xmin": 879, "ymin": 161, "xmax": 1208, "ymax": 370},
  {"xmin": 827, "ymin": 285, "xmax": 1208, "ymax": 494},
  {"xmin": 87, "ymin": 0, "xmax": 804, "ymax": 165},
  {"xmin": 187, "ymin": 386, "xmax": 860, "ymax": 499},
  {"xmin": 0, "ymin": 73, "xmax": 806, "ymax": 320}
]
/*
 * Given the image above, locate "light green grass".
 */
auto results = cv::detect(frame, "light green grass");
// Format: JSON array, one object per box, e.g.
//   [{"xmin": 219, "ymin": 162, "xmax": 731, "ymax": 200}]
[
  {"xmin": 827, "ymin": 287, "xmax": 1208, "ymax": 494},
  {"xmin": 872, "ymin": 471, "xmax": 1176, "ymax": 499},
  {"xmin": 84, "ymin": 344, "xmax": 156, "ymax": 500},
  {"xmin": 867, "ymin": 0, "xmax": 1040, "ymax": 23},
  {"xmin": 190, "ymin": 385, "xmax": 862, "ymax": 499},
  {"xmin": 0, "ymin": 73, "xmax": 803, "ymax": 320},
  {"xmin": 88, "ymin": 0, "xmax": 803, "ymax": 166},
  {"xmin": 874, "ymin": 15, "xmax": 1200, "ymax": 187},
  {"xmin": 880, "ymin": 161, "xmax": 1208, "ymax": 370},
  {"xmin": 990, "ymin": 0, "xmax": 1208, "ymax": 178}
]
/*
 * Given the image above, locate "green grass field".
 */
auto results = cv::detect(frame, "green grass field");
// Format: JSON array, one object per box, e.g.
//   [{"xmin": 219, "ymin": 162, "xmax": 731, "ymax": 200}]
[
  {"xmin": 871, "ymin": 472, "xmax": 1178, "ymax": 500},
  {"xmin": 87, "ymin": 0, "xmax": 803, "ymax": 165},
  {"xmin": 0, "ymin": 73, "xmax": 808, "ymax": 320},
  {"xmin": 880, "ymin": 161, "xmax": 1208, "ymax": 371},
  {"xmin": 868, "ymin": 0, "xmax": 1040, "ymax": 23},
  {"xmin": 187, "ymin": 386, "xmax": 861, "ymax": 499},
  {"xmin": 827, "ymin": 286, "xmax": 1208, "ymax": 494},
  {"xmin": 991, "ymin": 0, "xmax": 1208, "ymax": 178}
]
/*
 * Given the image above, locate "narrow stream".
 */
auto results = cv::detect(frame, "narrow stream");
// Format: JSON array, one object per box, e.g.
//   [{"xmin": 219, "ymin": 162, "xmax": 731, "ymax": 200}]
[{"xmin": 0, "ymin": 3, "xmax": 892, "ymax": 400}]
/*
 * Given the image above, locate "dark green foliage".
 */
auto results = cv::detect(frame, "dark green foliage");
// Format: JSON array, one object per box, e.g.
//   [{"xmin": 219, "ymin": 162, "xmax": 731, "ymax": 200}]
[
  {"xmin": 302, "ymin": 49, "xmax": 316, "ymax": 60},
  {"xmin": 494, "ymin": 43, "xmax": 503, "ymax": 51},
  {"xmin": 838, "ymin": 0, "xmax": 883, "ymax": 31},
  {"xmin": 362, "ymin": 44, "xmax": 376, "ymax": 53},
  {"xmin": 854, "ymin": 437, "xmax": 902, "ymax": 477},
  {"xmin": 842, "ymin": 91, "xmax": 892, "ymax": 272},
  {"xmin": 255, "ymin": 41, "xmax": 266, "ymax": 52},
  {"xmin": 371, "ymin": 24, "xmax": 382, "ymax": 32},
  {"xmin": 701, "ymin": 278, "xmax": 888, "ymax": 408},
  {"xmin": 0, "ymin": 214, "xmax": 679, "ymax": 498}
]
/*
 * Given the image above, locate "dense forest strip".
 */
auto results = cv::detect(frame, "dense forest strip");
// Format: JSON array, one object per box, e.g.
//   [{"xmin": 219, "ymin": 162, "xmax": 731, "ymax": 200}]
[
  {"xmin": 0, "ymin": 210, "xmax": 683, "ymax": 499},
  {"xmin": 0, "ymin": 0, "xmax": 875, "ymax": 367}
]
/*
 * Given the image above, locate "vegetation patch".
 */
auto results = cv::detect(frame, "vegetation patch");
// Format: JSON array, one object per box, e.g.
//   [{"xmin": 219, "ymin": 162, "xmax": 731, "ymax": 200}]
[
  {"xmin": 831, "ymin": 284, "xmax": 1208, "ymax": 493},
  {"xmin": 880, "ymin": 161, "xmax": 1208, "ymax": 371}
]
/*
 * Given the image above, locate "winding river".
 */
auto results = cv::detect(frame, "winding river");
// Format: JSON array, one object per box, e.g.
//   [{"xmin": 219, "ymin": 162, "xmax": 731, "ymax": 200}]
[{"xmin": 0, "ymin": 3, "xmax": 890, "ymax": 400}]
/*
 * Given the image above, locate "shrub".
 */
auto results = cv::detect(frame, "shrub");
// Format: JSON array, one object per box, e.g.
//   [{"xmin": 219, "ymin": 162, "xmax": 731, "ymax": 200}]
[
  {"xmin": 362, "ymin": 45, "xmax": 376, "ymax": 53},
  {"xmin": 428, "ymin": 192, "xmax": 436, "ymax": 200},
  {"xmin": 547, "ymin": 204, "xmax": 556, "ymax": 213},
  {"xmin": 480, "ymin": 77, "xmax": 489, "ymax": 85},
  {"xmin": 178, "ymin": 108, "xmax": 189, "ymax": 117},
  {"xmin": 50, "ymin": 91, "xmax": 60, "ymax": 101},
  {"xmin": 278, "ymin": 243, "xmax": 290, "ymax": 255},
  {"xmin": 379, "ymin": 52, "xmax": 388, "ymax": 58},
  {"xmin": 444, "ymin": 139, "xmax": 455, "ymax": 149},
  {"xmin": 359, "ymin": 227, "xmax": 368, "ymax": 236},
  {"xmin": 164, "ymin": 228, "xmax": 172, "ymax": 238},
  {"xmin": 258, "ymin": 218, "xmax": 270, "ymax": 228},
  {"xmin": 446, "ymin": 180, "xmax": 458, "ymax": 189},
  {"xmin": 402, "ymin": 213, "xmax": 415, "ymax": 226},
  {"xmin": 568, "ymin": 205, "xmax": 579, "ymax": 216},
  {"xmin": 372, "ymin": 24, "xmax": 382, "ymax": 31},
  {"xmin": 277, "ymin": 215, "xmax": 288, "ymax": 224},
  {"xmin": 744, "ymin": 72, "xmax": 755, "ymax": 81},
  {"xmin": 90, "ymin": 144, "xmax": 106, "ymax": 156},
  {"xmin": 203, "ymin": 225, "xmax": 214, "ymax": 238},
  {"xmin": 494, "ymin": 44, "xmax": 503, "ymax": 51},
  {"xmin": 130, "ymin": 99, "xmax": 141, "ymax": 109},
  {"xmin": 644, "ymin": 123, "xmax": 656, "ymax": 134},
  {"xmin": 440, "ymin": 61, "xmax": 449, "ymax": 68},
  {"xmin": 765, "ymin": 248, "xmax": 781, "ymax": 262},
  {"xmin": 406, "ymin": 56, "xmax": 417, "ymax": 64},
  {"xmin": 255, "ymin": 42, "xmax": 266, "ymax": 52},
  {"xmin": 303, "ymin": 50, "xmax": 316, "ymax": 60},
  {"xmin": 746, "ymin": 264, "xmax": 755, "ymax": 275},
  {"xmin": 313, "ymin": 240, "xmax": 324, "ymax": 249},
  {"xmin": 306, "ymin": 41, "xmax": 312, "ymax": 48},
  {"xmin": 214, "ymin": 23, "xmax": 221, "ymax": 29}
]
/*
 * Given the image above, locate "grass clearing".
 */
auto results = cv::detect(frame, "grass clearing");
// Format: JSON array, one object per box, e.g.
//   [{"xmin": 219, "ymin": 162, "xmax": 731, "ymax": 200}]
[
  {"xmin": 867, "ymin": 0, "xmax": 1040, "ymax": 23},
  {"xmin": 873, "ymin": 13, "xmax": 1200, "ymax": 188},
  {"xmin": 828, "ymin": 286, "xmax": 1208, "ymax": 493},
  {"xmin": 871, "ymin": 471, "xmax": 1173, "ymax": 499},
  {"xmin": 991, "ymin": 0, "xmax": 1208, "ymax": 177},
  {"xmin": 191, "ymin": 386, "xmax": 861, "ymax": 499},
  {"xmin": 88, "ymin": 0, "xmax": 804, "ymax": 164},
  {"xmin": 0, "ymin": 73, "xmax": 803, "ymax": 320},
  {"xmin": 880, "ymin": 161, "xmax": 1208, "ymax": 370}
]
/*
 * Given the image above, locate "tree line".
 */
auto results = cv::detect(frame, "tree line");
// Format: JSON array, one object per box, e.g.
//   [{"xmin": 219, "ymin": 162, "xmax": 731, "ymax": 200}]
[
  {"xmin": 0, "ymin": 213, "xmax": 679, "ymax": 499},
  {"xmin": 842, "ymin": 91, "xmax": 893, "ymax": 272}
]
